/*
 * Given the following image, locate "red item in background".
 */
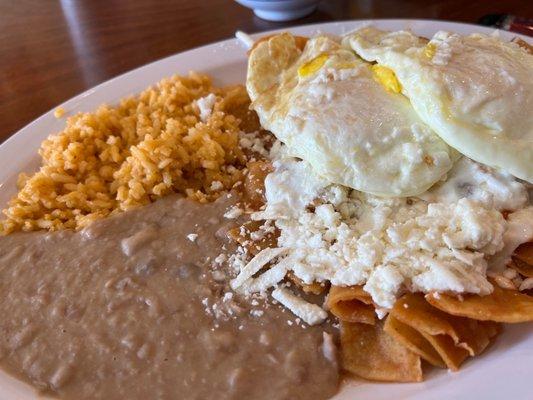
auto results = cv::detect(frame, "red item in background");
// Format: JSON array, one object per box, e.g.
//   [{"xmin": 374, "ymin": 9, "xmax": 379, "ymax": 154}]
[{"xmin": 479, "ymin": 14, "xmax": 533, "ymax": 37}]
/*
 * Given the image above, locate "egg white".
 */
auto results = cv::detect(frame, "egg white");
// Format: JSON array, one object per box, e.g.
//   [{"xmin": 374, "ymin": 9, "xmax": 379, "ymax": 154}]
[
  {"xmin": 345, "ymin": 27, "xmax": 533, "ymax": 183},
  {"xmin": 247, "ymin": 33, "xmax": 456, "ymax": 197}
]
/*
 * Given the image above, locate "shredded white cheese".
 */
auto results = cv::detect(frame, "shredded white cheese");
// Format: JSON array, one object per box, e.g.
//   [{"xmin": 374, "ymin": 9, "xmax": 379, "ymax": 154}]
[
  {"xmin": 239, "ymin": 131, "xmax": 270, "ymax": 158},
  {"xmin": 230, "ymin": 247, "xmax": 287, "ymax": 290},
  {"xmin": 321, "ymin": 332, "xmax": 337, "ymax": 365},
  {"xmin": 488, "ymin": 206, "xmax": 533, "ymax": 271},
  {"xmin": 224, "ymin": 206, "xmax": 244, "ymax": 219},
  {"xmin": 271, "ymin": 287, "xmax": 328, "ymax": 326},
  {"xmin": 246, "ymin": 261, "xmax": 289, "ymax": 293},
  {"xmin": 520, "ymin": 278, "xmax": 533, "ymax": 291},
  {"xmin": 195, "ymin": 93, "xmax": 217, "ymax": 122},
  {"xmin": 214, "ymin": 253, "xmax": 227, "ymax": 264},
  {"xmin": 210, "ymin": 180, "xmax": 224, "ymax": 191}
]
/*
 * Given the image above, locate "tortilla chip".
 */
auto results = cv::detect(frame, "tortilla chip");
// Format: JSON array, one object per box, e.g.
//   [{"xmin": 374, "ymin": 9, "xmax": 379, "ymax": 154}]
[
  {"xmin": 512, "ymin": 242, "xmax": 533, "ymax": 277},
  {"xmin": 483, "ymin": 321, "xmax": 502, "ymax": 338},
  {"xmin": 511, "ymin": 259, "xmax": 533, "ymax": 278},
  {"xmin": 390, "ymin": 293, "xmax": 499, "ymax": 370},
  {"xmin": 426, "ymin": 284, "xmax": 533, "ymax": 323},
  {"xmin": 384, "ymin": 315, "xmax": 446, "ymax": 368},
  {"xmin": 227, "ymin": 220, "xmax": 279, "ymax": 256},
  {"xmin": 287, "ymin": 271, "xmax": 326, "ymax": 295},
  {"xmin": 418, "ymin": 331, "xmax": 469, "ymax": 371},
  {"xmin": 249, "ymin": 34, "xmax": 308, "ymax": 54},
  {"xmin": 514, "ymin": 242, "xmax": 533, "ymax": 264},
  {"xmin": 340, "ymin": 320, "xmax": 423, "ymax": 382},
  {"xmin": 419, "ymin": 322, "xmax": 500, "ymax": 371},
  {"xmin": 243, "ymin": 161, "xmax": 273, "ymax": 211},
  {"xmin": 327, "ymin": 286, "xmax": 375, "ymax": 325}
]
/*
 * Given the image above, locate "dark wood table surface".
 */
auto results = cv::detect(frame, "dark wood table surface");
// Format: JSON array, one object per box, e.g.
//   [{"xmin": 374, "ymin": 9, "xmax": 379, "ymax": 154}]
[{"xmin": 0, "ymin": 0, "xmax": 530, "ymax": 143}]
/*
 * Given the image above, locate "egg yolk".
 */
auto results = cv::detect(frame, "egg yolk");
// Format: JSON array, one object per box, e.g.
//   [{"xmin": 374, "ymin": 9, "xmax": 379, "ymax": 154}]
[
  {"xmin": 298, "ymin": 53, "xmax": 329, "ymax": 77},
  {"xmin": 424, "ymin": 43, "xmax": 437, "ymax": 59},
  {"xmin": 371, "ymin": 65, "xmax": 402, "ymax": 93}
]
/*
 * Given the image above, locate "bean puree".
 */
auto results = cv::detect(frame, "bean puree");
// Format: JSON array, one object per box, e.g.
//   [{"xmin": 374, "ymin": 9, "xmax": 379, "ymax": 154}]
[{"xmin": 0, "ymin": 194, "xmax": 339, "ymax": 400}]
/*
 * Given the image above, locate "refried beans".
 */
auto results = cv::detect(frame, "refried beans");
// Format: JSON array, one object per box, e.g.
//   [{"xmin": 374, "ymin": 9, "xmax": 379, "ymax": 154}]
[{"xmin": 0, "ymin": 193, "xmax": 339, "ymax": 400}]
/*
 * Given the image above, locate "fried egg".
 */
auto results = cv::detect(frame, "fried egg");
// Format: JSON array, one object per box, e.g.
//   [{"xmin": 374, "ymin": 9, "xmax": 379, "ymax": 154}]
[
  {"xmin": 246, "ymin": 33, "xmax": 456, "ymax": 197},
  {"xmin": 345, "ymin": 27, "xmax": 533, "ymax": 183}
]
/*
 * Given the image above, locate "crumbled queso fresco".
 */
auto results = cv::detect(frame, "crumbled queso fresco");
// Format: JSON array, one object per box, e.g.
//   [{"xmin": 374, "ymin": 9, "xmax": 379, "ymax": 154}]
[{"xmin": 231, "ymin": 152, "xmax": 533, "ymax": 313}]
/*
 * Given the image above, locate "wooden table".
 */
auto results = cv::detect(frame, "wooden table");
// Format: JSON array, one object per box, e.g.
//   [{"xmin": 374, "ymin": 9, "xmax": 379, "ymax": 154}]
[{"xmin": 0, "ymin": 0, "xmax": 530, "ymax": 143}]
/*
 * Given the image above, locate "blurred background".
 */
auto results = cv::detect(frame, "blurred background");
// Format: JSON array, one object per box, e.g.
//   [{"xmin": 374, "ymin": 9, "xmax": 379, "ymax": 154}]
[{"xmin": 0, "ymin": 0, "xmax": 530, "ymax": 141}]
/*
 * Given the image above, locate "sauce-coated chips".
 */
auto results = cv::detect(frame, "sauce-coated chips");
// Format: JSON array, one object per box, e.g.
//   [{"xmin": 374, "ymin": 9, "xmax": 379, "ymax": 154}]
[
  {"xmin": 426, "ymin": 284, "xmax": 533, "ymax": 323},
  {"xmin": 327, "ymin": 286, "xmax": 375, "ymax": 325},
  {"xmin": 384, "ymin": 315, "xmax": 446, "ymax": 368},
  {"xmin": 388, "ymin": 294, "xmax": 499, "ymax": 370},
  {"xmin": 512, "ymin": 242, "xmax": 533, "ymax": 277},
  {"xmin": 341, "ymin": 321, "xmax": 423, "ymax": 382}
]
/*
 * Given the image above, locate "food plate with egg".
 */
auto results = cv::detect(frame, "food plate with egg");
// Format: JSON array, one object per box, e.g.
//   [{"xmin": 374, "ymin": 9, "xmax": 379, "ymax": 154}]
[{"xmin": 0, "ymin": 20, "xmax": 531, "ymax": 400}]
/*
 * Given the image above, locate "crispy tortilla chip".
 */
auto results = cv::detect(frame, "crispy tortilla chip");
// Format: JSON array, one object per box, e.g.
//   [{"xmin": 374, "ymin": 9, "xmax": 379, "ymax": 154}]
[
  {"xmin": 327, "ymin": 286, "xmax": 375, "ymax": 325},
  {"xmin": 511, "ymin": 258, "xmax": 533, "ymax": 278},
  {"xmin": 391, "ymin": 293, "xmax": 499, "ymax": 370},
  {"xmin": 426, "ymin": 284, "xmax": 533, "ymax": 323},
  {"xmin": 419, "ymin": 331, "xmax": 469, "ymax": 371},
  {"xmin": 287, "ymin": 271, "xmax": 326, "ymax": 295},
  {"xmin": 227, "ymin": 220, "xmax": 279, "ymax": 256},
  {"xmin": 243, "ymin": 161, "xmax": 273, "ymax": 211},
  {"xmin": 419, "ymin": 322, "xmax": 500, "ymax": 371},
  {"xmin": 341, "ymin": 320, "xmax": 423, "ymax": 382},
  {"xmin": 384, "ymin": 315, "xmax": 446, "ymax": 368},
  {"xmin": 249, "ymin": 34, "xmax": 308, "ymax": 54},
  {"xmin": 512, "ymin": 242, "xmax": 533, "ymax": 276}
]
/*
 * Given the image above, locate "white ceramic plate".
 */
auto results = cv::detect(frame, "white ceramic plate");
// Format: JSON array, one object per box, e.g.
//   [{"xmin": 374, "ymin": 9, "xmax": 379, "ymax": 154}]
[{"xmin": 0, "ymin": 19, "xmax": 531, "ymax": 400}]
